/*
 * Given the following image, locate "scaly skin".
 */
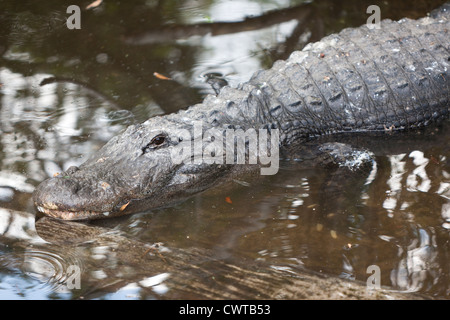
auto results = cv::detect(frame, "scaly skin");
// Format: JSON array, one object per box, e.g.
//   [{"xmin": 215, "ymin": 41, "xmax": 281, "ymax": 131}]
[{"xmin": 33, "ymin": 4, "xmax": 450, "ymax": 220}]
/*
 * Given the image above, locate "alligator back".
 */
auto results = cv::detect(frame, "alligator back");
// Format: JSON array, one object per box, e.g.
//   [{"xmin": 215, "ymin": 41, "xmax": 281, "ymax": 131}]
[{"xmin": 188, "ymin": 4, "xmax": 449, "ymax": 144}]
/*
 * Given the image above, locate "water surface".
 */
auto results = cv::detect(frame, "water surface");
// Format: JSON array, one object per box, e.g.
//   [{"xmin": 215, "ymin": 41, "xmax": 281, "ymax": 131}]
[{"xmin": 0, "ymin": 0, "xmax": 449, "ymax": 299}]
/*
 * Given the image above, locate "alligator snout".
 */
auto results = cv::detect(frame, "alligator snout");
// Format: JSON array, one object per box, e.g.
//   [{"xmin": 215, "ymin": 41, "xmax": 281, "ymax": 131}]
[
  {"xmin": 33, "ymin": 176, "xmax": 81, "ymax": 219},
  {"xmin": 33, "ymin": 171, "xmax": 123, "ymax": 220}
]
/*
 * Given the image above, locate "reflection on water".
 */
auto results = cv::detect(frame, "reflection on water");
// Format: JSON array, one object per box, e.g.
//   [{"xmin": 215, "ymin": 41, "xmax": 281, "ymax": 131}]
[{"xmin": 0, "ymin": 0, "xmax": 449, "ymax": 299}]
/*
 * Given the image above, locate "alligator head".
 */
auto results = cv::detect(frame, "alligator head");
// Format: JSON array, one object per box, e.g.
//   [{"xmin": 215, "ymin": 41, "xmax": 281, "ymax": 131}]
[{"xmin": 33, "ymin": 116, "xmax": 239, "ymax": 220}]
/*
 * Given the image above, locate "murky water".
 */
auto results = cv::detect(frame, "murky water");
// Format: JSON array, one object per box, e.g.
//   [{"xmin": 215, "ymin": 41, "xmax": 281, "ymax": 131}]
[{"xmin": 0, "ymin": 0, "xmax": 449, "ymax": 299}]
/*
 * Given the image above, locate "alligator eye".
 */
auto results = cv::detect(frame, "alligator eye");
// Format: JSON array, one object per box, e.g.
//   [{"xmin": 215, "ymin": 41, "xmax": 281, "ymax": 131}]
[
  {"xmin": 151, "ymin": 135, "xmax": 166, "ymax": 146},
  {"xmin": 142, "ymin": 134, "xmax": 167, "ymax": 153}
]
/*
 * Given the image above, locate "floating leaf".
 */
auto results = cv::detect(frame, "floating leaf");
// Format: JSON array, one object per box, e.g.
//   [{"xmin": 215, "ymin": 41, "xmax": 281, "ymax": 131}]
[
  {"xmin": 120, "ymin": 200, "xmax": 130, "ymax": 211},
  {"xmin": 86, "ymin": 0, "xmax": 103, "ymax": 9},
  {"xmin": 225, "ymin": 196, "xmax": 232, "ymax": 204},
  {"xmin": 153, "ymin": 72, "xmax": 172, "ymax": 80}
]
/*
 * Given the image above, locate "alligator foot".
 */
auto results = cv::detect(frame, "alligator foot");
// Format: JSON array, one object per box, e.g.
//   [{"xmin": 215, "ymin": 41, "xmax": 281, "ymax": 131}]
[{"xmin": 318, "ymin": 142, "xmax": 375, "ymax": 171}]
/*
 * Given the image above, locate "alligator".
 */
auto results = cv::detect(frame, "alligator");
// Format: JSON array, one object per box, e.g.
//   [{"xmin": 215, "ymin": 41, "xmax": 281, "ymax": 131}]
[{"xmin": 33, "ymin": 3, "xmax": 450, "ymax": 220}]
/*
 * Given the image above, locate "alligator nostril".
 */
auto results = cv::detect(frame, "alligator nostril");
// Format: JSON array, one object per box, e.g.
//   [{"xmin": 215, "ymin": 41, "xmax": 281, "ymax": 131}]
[{"xmin": 65, "ymin": 166, "xmax": 80, "ymax": 175}]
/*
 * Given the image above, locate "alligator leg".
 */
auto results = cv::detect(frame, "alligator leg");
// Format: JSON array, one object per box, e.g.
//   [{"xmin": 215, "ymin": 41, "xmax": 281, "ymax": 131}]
[{"xmin": 318, "ymin": 142, "xmax": 375, "ymax": 170}]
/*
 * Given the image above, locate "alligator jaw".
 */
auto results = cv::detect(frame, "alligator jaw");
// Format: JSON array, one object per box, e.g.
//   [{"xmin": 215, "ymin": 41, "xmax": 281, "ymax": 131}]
[{"xmin": 35, "ymin": 203, "xmax": 121, "ymax": 220}]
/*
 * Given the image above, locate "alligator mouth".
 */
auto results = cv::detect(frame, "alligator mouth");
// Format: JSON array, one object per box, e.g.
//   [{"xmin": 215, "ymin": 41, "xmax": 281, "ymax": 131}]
[
  {"xmin": 34, "ymin": 194, "xmax": 134, "ymax": 220},
  {"xmin": 35, "ymin": 205, "xmax": 117, "ymax": 220}
]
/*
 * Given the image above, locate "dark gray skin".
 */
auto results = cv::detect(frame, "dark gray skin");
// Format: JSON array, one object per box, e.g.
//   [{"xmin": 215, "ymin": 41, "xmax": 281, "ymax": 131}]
[{"xmin": 33, "ymin": 5, "xmax": 450, "ymax": 220}]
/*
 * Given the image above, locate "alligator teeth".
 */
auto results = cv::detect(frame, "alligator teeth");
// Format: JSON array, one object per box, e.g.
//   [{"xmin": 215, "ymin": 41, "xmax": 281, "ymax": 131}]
[
  {"xmin": 37, "ymin": 206, "xmax": 45, "ymax": 213},
  {"xmin": 103, "ymin": 211, "xmax": 110, "ymax": 216}
]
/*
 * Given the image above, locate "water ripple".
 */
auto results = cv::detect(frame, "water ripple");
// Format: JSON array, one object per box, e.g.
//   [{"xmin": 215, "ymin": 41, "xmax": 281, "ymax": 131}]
[{"xmin": 22, "ymin": 246, "xmax": 84, "ymax": 294}]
